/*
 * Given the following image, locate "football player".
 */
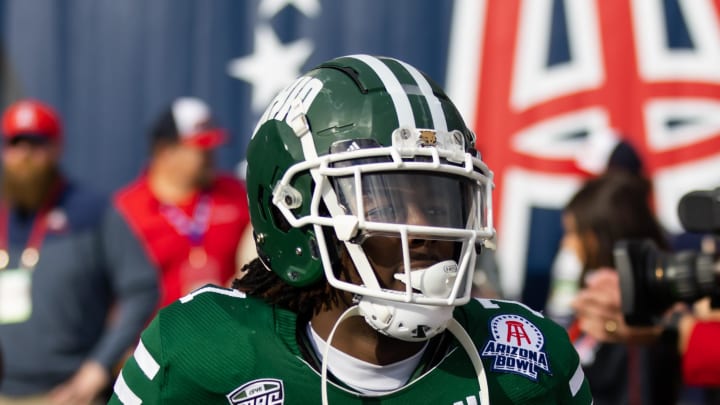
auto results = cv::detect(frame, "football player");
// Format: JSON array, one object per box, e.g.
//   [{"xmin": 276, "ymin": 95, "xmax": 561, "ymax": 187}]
[{"xmin": 109, "ymin": 55, "xmax": 592, "ymax": 404}]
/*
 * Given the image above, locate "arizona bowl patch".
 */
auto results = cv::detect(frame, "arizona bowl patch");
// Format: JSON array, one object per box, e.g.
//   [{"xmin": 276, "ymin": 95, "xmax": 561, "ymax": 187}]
[
  {"xmin": 226, "ymin": 378, "xmax": 284, "ymax": 405},
  {"xmin": 481, "ymin": 314, "xmax": 551, "ymax": 380}
]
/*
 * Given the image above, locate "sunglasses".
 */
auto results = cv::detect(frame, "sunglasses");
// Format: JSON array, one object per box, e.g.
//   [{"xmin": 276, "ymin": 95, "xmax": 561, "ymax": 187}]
[{"xmin": 4, "ymin": 135, "xmax": 53, "ymax": 148}]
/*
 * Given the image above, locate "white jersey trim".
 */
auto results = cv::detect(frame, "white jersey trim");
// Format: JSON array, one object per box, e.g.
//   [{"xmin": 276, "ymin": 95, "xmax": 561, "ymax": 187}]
[
  {"xmin": 475, "ymin": 297, "xmax": 545, "ymax": 318},
  {"xmin": 134, "ymin": 340, "xmax": 160, "ymax": 380},
  {"xmin": 179, "ymin": 285, "xmax": 246, "ymax": 303},
  {"xmin": 114, "ymin": 371, "xmax": 142, "ymax": 405},
  {"xmin": 458, "ymin": 395, "xmax": 479, "ymax": 405},
  {"xmin": 569, "ymin": 363, "xmax": 585, "ymax": 397}
]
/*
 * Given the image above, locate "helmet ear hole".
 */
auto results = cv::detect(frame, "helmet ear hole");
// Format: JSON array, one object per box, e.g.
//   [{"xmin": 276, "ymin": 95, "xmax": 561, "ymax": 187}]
[
  {"xmin": 270, "ymin": 203, "xmax": 292, "ymax": 233},
  {"xmin": 475, "ymin": 243, "xmax": 483, "ymax": 255},
  {"xmin": 308, "ymin": 235, "xmax": 320, "ymax": 259}
]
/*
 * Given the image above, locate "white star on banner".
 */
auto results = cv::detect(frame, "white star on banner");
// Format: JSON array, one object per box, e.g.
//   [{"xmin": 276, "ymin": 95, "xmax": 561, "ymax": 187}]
[
  {"xmin": 258, "ymin": 0, "xmax": 321, "ymax": 18},
  {"xmin": 227, "ymin": 25, "xmax": 314, "ymax": 112}
]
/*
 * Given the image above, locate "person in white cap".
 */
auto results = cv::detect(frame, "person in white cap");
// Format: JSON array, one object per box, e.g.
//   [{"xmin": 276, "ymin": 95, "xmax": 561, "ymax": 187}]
[{"xmin": 114, "ymin": 97, "xmax": 253, "ymax": 309}]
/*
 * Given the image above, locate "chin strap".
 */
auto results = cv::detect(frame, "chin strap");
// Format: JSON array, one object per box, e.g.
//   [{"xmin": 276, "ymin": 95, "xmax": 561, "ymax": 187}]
[
  {"xmin": 321, "ymin": 305, "xmax": 361, "ymax": 405},
  {"xmin": 446, "ymin": 318, "xmax": 490, "ymax": 404},
  {"xmin": 319, "ymin": 306, "xmax": 490, "ymax": 405}
]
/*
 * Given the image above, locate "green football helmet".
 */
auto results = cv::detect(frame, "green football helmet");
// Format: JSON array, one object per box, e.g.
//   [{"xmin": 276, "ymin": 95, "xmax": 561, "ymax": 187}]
[{"xmin": 246, "ymin": 54, "xmax": 495, "ymax": 341}]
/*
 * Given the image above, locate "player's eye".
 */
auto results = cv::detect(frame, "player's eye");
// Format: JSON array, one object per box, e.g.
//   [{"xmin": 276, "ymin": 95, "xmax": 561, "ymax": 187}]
[
  {"xmin": 366, "ymin": 205, "xmax": 405, "ymax": 221},
  {"xmin": 423, "ymin": 206, "xmax": 448, "ymax": 217}
]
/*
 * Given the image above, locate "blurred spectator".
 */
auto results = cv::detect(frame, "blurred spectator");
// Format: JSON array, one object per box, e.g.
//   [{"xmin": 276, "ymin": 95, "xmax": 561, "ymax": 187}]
[
  {"xmin": 115, "ymin": 97, "xmax": 252, "ymax": 309},
  {"xmin": 547, "ymin": 131, "xmax": 645, "ymax": 327},
  {"xmin": 0, "ymin": 100, "xmax": 158, "ymax": 404},
  {"xmin": 569, "ymin": 132, "xmax": 720, "ymax": 404},
  {"xmin": 565, "ymin": 171, "xmax": 680, "ymax": 404},
  {"xmin": 544, "ymin": 127, "xmax": 679, "ymax": 405}
]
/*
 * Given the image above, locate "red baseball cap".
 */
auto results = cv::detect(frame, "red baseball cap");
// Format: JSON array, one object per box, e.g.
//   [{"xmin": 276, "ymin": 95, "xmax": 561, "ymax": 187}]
[
  {"xmin": 2, "ymin": 100, "xmax": 62, "ymax": 142},
  {"xmin": 152, "ymin": 97, "xmax": 227, "ymax": 149}
]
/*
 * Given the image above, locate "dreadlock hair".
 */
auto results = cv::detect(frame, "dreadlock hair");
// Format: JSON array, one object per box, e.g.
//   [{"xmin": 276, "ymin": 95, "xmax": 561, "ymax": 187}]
[{"xmin": 232, "ymin": 247, "xmax": 357, "ymax": 319}]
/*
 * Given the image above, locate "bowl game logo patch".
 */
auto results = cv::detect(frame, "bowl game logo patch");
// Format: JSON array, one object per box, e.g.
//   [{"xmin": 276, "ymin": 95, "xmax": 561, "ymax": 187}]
[
  {"xmin": 481, "ymin": 314, "xmax": 551, "ymax": 381},
  {"xmin": 226, "ymin": 378, "xmax": 284, "ymax": 405}
]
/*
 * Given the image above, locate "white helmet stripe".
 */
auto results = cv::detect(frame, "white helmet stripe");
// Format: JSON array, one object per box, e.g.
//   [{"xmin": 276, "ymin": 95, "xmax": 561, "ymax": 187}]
[
  {"xmin": 394, "ymin": 59, "xmax": 448, "ymax": 132},
  {"xmin": 348, "ymin": 54, "xmax": 415, "ymax": 128}
]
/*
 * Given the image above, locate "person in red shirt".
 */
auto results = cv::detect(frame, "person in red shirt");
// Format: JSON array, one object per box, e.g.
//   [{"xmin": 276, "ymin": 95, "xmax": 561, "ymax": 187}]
[
  {"xmin": 115, "ymin": 97, "xmax": 252, "ymax": 308},
  {"xmin": 680, "ymin": 315, "xmax": 720, "ymax": 387}
]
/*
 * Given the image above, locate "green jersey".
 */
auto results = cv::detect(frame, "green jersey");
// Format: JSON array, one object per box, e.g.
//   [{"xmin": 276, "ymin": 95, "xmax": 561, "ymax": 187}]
[{"xmin": 109, "ymin": 285, "xmax": 591, "ymax": 404}]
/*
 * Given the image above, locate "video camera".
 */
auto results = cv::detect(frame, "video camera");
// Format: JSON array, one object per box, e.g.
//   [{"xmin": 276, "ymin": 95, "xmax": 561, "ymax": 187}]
[{"xmin": 614, "ymin": 188, "xmax": 720, "ymax": 326}]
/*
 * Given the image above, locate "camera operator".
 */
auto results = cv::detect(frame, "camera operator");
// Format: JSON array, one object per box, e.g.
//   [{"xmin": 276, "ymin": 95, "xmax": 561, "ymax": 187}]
[
  {"xmin": 575, "ymin": 188, "xmax": 720, "ymax": 392},
  {"xmin": 573, "ymin": 270, "xmax": 720, "ymax": 388},
  {"xmin": 559, "ymin": 169, "xmax": 678, "ymax": 405}
]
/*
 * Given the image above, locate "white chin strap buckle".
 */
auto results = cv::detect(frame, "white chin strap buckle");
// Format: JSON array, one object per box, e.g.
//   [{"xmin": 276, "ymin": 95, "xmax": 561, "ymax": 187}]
[{"xmin": 393, "ymin": 260, "xmax": 458, "ymax": 298}]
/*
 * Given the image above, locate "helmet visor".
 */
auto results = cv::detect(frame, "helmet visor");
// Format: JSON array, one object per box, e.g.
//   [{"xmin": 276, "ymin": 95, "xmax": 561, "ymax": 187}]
[{"xmin": 332, "ymin": 170, "xmax": 486, "ymax": 237}]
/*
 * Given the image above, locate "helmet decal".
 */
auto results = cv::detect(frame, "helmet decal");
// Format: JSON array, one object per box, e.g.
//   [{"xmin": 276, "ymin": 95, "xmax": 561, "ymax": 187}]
[{"xmin": 252, "ymin": 75, "xmax": 323, "ymax": 138}]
